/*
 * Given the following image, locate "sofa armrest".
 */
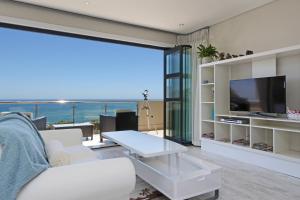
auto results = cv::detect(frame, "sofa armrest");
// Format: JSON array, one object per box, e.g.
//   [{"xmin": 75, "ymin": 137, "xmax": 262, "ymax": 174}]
[
  {"xmin": 40, "ymin": 129, "xmax": 82, "ymax": 147},
  {"xmin": 18, "ymin": 158, "xmax": 136, "ymax": 200}
]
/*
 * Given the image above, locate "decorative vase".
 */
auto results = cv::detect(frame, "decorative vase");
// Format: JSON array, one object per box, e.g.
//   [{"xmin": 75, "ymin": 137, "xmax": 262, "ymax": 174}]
[{"xmin": 202, "ymin": 57, "xmax": 213, "ymax": 64}]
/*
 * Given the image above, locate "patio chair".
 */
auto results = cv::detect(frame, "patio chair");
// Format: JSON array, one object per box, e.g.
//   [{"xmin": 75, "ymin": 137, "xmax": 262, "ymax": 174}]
[
  {"xmin": 99, "ymin": 115, "xmax": 116, "ymax": 142},
  {"xmin": 116, "ymin": 111, "xmax": 138, "ymax": 131},
  {"xmin": 32, "ymin": 116, "xmax": 47, "ymax": 130}
]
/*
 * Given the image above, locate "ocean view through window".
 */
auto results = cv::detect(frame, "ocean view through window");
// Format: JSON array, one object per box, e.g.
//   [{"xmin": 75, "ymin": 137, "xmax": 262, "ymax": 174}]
[{"xmin": 0, "ymin": 26, "xmax": 163, "ymax": 125}]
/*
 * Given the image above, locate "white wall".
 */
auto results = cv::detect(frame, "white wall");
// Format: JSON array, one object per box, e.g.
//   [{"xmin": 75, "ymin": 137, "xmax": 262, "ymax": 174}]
[
  {"xmin": 209, "ymin": 0, "xmax": 300, "ymax": 110},
  {"xmin": 0, "ymin": 0, "xmax": 177, "ymax": 48},
  {"xmin": 277, "ymin": 55, "xmax": 300, "ymax": 110},
  {"xmin": 210, "ymin": 0, "xmax": 300, "ymax": 54},
  {"xmin": 138, "ymin": 101, "xmax": 163, "ymax": 131}
]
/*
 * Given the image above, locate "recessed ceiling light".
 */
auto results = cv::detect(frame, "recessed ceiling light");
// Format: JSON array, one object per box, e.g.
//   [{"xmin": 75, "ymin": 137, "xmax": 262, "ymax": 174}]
[{"xmin": 84, "ymin": 1, "xmax": 89, "ymax": 5}]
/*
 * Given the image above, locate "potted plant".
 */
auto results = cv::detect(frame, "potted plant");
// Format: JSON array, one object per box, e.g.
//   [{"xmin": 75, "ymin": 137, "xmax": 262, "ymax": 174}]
[{"xmin": 197, "ymin": 44, "xmax": 218, "ymax": 63}]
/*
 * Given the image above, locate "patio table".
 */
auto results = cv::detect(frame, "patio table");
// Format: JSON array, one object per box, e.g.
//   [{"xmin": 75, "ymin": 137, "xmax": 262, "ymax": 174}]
[{"xmin": 53, "ymin": 122, "xmax": 94, "ymax": 140}]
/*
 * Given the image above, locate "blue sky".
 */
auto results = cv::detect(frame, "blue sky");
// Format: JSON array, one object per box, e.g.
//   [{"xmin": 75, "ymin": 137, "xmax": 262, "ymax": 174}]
[{"xmin": 0, "ymin": 27, "xmax": 163, "ymax": 100}]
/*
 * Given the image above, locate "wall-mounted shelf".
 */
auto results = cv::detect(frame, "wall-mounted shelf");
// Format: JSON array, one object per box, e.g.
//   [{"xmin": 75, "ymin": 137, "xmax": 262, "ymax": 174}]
[
  {"xmin": 202, "ymin": 83, "xmax": 215, "ymax": 86},
  {"xmin": 202, "ymin": 119, "xmax": 215, "ymax": 123},
  {"xmin": 199, "ymin": 44, "xmax": 300, "ymax": 68},
  {"xmin": 199, "ymin": 44, "xmax": 300, "ymax": 178},
  {"xmin": 215, "ymin": 121, "xmax": 250, "ymax": 127}
]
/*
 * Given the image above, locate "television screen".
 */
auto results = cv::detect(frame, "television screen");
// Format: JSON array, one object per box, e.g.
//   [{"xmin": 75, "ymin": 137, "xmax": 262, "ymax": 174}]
[{"xmin": 230, "ymin": 76, "xmax": 286, "ymax": 114}]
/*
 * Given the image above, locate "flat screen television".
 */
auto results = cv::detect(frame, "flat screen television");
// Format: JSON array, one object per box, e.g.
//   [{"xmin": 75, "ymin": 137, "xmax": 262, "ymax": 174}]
[{"xmin": 230, "ymin": 76, "xmax": 286, "ymax": 114}]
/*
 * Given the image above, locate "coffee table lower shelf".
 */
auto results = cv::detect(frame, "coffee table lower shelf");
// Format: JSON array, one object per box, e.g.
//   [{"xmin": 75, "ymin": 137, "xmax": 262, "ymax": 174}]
[{"xmin": 130, "ymin": 153, "xmax": 221, "ymax": 200}]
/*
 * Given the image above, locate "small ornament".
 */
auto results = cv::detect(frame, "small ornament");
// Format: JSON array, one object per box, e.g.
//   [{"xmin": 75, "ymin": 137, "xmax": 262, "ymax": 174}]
[
  {"xmin": 225, "ymin": 53, "xmax": 232, "ymax": 59},
  {"xmin": 218, "ymin": 52, "xmax": 225, "ymax": 60},
  {"xmin": 246, "ymin": 50, "xmax": 254, "ymax": 55}
]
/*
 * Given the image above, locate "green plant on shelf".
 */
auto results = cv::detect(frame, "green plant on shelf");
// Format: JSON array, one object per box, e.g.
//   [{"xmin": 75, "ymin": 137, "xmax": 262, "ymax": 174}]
[{"xmin": 197, "ymin": 44, "xmax": 218, "ymax": 59}]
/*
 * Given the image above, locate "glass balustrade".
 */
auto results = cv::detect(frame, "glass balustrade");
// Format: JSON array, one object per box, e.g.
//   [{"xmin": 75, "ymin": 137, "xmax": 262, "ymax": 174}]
[{"xmin": 0, "ymin": 101, "xmax": 138, "ymax": 129}]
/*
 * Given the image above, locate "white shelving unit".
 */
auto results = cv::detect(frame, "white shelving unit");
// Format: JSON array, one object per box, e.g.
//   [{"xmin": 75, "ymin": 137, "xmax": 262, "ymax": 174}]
[
  {"xmin": 200, "ymin": 66, "xmax": 215, "ymax": 140},
  {"xmin": 199, "ymin": 44, "xmax": 300, "ymax": 178}
]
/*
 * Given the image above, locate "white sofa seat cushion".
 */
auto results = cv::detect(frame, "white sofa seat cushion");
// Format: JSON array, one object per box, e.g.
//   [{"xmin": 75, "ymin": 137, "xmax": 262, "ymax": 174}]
[
  {"xmin": 18, "ymin": 158, "xmax": 136, "ymax": 200},
  {"xmin": 64, "ymin": 145, "xmax": 98, "ymax": 164}
]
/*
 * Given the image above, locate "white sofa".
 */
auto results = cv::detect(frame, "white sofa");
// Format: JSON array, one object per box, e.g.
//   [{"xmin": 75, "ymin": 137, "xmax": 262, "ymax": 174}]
[{"xmin": 0, "ymin": 128, "xmax": 136, "ymax": 200}]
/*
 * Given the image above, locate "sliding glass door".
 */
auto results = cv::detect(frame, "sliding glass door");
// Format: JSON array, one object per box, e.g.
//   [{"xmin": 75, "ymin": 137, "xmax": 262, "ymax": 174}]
[{"xmin": 164, "ymin": 45, "xmax": 192, "ymax": 144}]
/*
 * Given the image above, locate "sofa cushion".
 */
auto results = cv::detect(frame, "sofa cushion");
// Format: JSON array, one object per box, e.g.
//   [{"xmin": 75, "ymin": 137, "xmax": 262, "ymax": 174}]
[
  {"xmin": 45, "ymin": 140, "xmax": 71, "ymax": 167},
  {"xmin": 65, "ymin": 146, "xmax": 98, "ymax": 164}
]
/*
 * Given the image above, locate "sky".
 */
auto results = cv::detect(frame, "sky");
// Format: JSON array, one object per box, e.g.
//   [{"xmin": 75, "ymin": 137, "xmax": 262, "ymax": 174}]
[{"xmin": 0, "ymin": 27, "xmax": 163, "ymax": 100}]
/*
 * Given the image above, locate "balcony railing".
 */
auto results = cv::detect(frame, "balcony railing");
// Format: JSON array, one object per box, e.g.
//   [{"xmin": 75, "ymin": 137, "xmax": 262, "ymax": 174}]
[{"xmin": 0, "ymin": 100, "xmax": 139, "ymax": 125}]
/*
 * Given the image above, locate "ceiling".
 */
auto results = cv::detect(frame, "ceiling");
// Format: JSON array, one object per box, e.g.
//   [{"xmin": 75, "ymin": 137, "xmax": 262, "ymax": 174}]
[{"xmin": 15, "ymin": 0, "xmax": 274, "ymax": 34}]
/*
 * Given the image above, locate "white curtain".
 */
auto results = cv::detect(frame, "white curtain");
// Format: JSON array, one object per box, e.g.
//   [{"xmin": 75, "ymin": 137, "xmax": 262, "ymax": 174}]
[{"xmin": 177, "ymin": 28, "xmax": 209, "ymax": 146}]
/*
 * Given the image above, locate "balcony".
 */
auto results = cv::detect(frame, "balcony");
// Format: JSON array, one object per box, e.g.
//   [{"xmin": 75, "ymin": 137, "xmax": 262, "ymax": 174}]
[{"xmin": 0, "ymin": 100, "xmax": 164, "ymax": 148}]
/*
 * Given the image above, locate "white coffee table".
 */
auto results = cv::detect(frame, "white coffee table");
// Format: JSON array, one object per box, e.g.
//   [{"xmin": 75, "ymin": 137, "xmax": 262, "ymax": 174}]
[{"xmin": 103, "ymin": 131, "xmax": 221, "ymax": 200}]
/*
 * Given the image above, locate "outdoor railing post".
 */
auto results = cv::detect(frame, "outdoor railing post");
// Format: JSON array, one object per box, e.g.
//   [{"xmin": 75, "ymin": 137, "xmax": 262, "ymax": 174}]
[
  {"xmin": 72, "ymin": 103, "xmax": 76, "ymax": 124},
  {"xmin": 34, "ymin": 104, "xmax": 39, "ymax": 119},
  {"xmin": 104, "ymin": 104, "xmax": 108, "ymax": 114}
]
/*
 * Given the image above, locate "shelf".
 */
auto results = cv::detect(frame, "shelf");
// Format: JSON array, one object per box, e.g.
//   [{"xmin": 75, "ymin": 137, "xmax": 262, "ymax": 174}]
[
  {"xmin": 201, "ymin": 64, "xmax": 215, "ymax": 68},
  {"xmin": 215, "ymin": 121, "xmax": 231, "ymax": 125},
  {"xmin": 201, "ymin": 85, "xmax": 214, "ymax": 102},
  {"xmin": 199, "ymin": 44, "xmax": 300, "ymax": 68},
  {"xmin": 251, "ymin": 125, "xmax": 274, "ymax": 130},
  {"xmin": 232, "ymin": 126, "xmax": 250, "ymax": 147},
  {"xmin": 201, "ymin": 104, "xmax": 215, "ymax": 122},
  {"xmin": 201, "ymin": 67, "xmax": 214, "ymax": 83},
  {"xmin": 232, "ymin": 123, "xmax": 250, "ymax": 127},
  {"xmin": 215, "ymin": 121, "xmax": 249, "ymax": 127},
  {"xmin": 274, "ymin": 130, "xmax": 300, "ymax": 161},
  {"xmin": 202, "ymin": 138, "xmax": 300, "ymax": 164},
  {"xmin": 215, "ymin": 123, "xmax": 230, "ymax": 142},
  {"xmin": 251, "ymin": 117, "xmax": 300, "ymax": 124},
  {"xmin": 216, "ymin": 114, "xmax": 251, "ymax": 119},
  {"xmin": 202, "ymin": 119, "xmax": 215, "ymax": 123},
  {"xmin": 201, "ymin": 102, "xmax": 215, "ymax": 104},
  {"xmin": 216, "ymin": 114, "xmax": 300, "ymax": 123},
  {"xmin": 251, "ymin": 127, "xmax": 273, "ymax": 152},
  {"xmin": 252, "ymin": 125, "xmax": 300, "ymax": 133},
  {"xmin": 202, "ymin": 83, "xmax": 215, "ymax": 86},
  {"xmin": 215, "ymin": 115, "xmax": 300, "ymax": 132}
]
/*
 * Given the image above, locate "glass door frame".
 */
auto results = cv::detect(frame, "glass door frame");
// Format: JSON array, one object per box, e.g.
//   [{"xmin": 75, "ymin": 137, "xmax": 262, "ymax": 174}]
[{"xmin": 164, "ymin": 45, "xmax": 190, "ymax": 144}]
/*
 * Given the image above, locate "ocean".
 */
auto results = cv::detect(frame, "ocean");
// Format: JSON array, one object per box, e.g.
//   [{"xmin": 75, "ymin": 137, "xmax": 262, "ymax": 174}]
[{"xmin": 0, "ymin": 100, "xmax": 138, "ymax": 124}]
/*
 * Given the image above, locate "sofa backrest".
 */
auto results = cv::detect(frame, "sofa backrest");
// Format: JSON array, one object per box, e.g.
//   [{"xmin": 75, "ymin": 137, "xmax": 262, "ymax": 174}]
[
  {"xmin": 32, "ymin": 116, "xmax": 47, "ymax": 130},
  {"xmin": 40, "ymin": 129, "xmax": 83, "ymax": 147}
]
